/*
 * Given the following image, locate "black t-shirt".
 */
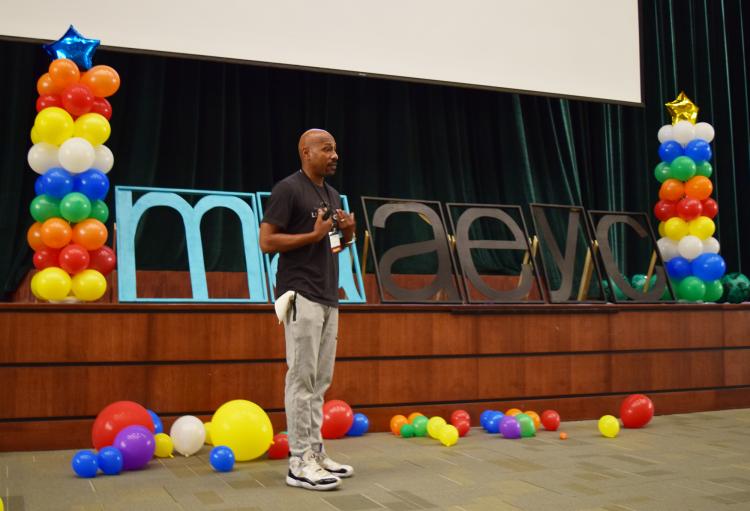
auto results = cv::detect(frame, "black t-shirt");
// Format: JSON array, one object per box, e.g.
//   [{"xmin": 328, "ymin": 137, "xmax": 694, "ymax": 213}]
[{"xmin": 262, "ymin": 170, "xmax": 341, "ymax": 307}]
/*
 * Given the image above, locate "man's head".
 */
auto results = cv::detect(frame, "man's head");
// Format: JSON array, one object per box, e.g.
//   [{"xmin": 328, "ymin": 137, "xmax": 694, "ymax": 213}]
[{"xmin": 299, "ymin": 129, "xmax": 338, "ymax": 179}]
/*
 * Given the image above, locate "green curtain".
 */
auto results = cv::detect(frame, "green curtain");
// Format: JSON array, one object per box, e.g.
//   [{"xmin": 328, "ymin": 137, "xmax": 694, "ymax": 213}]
[{"xmin": 1, "ymin": 0, "xmax": 749, "ymax": 298}]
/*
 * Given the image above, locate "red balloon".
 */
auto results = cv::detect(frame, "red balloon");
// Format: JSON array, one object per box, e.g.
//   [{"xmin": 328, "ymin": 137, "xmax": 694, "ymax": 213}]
[
  {"xmin": 90, "ymin": 97, "xmax": 113, "ymax": 120},
  {"xmin": 59, "ymin": 243, "xmax": 91, "ymax": 274},
  {"xmin": 653, "ymin": 200, "xmax": 676, "ymax": 222},
  {"xmin": 541, "ymin": 410, "xmax": 560, "ymax": 431},
  {"xmin": 450, "ymin": 409, "xmax": 470, "ymax": 425},
  {"xmin": 92, "ymin": 401, "xmax": 154, "ymax": 449},
  {"xmin": 676, "ymin": 197, "xmax": 703, "ymax": 221},
  {"xmin": 33, "ymin": 247, "xmax": 61, "ymax": 270},
  {"xmin": 620, "ymin": 394, "xmax": 654, "ymax": 428},
  {"xmin": 88, "ymin": 245, "xmax": 117, "ymax": 276},
  {"xmin": 267, "ymin": 433, "xmax": 289, "ymax": 459},
  {"xmin": 321, "ymin": 400, "xmax": 354, "ymax": 439},
  {"xmin": 702, "ymin": 198, "xmax": 719, "ymax": 219},
  {"xmin": 36, "ymin": 95, "xmax": 62, "ymax": 112},
  {"xmin": 454, "ymin": 419, "xmax": 471, "ymax": 437},
  {"xmin": 61, "ymin": 83, "xmax": 95, "ymax": 117}
]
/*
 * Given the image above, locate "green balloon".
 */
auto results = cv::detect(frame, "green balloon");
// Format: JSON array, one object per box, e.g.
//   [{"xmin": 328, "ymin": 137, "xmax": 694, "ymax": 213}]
[
  {"xmin": 30, "ymin": 194, "xmax": 61, "ymax": 222},
  {"xmin": 400, "ymin": 423, "xmax": 415, "ymax": 438},
  {"xmin": 516, "ymin": 414, "xmax": 536, "ymax": 438},
  {"xmin": 654, "ymin": 162, "xmax": 671, "ymax": 183},
  {"xmin": 720, "ymin": 272, "xmax": 750, "ymax": 303},
  {"xmin": 89, "ymin": 200, "xmax": 109, "ymax": 223},
  {"xmin": 602, "ymin": 278, "xmax": 626, "ymax": 301},
  {"xmin": 677, "ymin": 276, "xmax": 706, "ymax": 302},
  {"xmin": 695, "ymin": 161, "xmax": 713, "ymax": 178},
  {"xmin": 60, "ymin": 192, "xmax": 92, "ymax": 223},
  {"xmin": 631, "ymin": 274, "xmax": 658, "ymax": 294},
  {"xmin": 703, "ymin": 279, "xmax": 724, "ymax": 302},
  {"xmin": 412, "ymin": 416, "xmax": 429, "ymax": 437},
  {"xmin": 670, "ymin": 156, "xmax": 697, "ymax": 181}
]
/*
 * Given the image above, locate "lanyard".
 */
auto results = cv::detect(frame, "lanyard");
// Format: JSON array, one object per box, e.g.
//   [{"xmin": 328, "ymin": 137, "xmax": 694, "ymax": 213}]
[{"xmin": 299, "ymin": 169, "xmax": 334, "ymax": 208}]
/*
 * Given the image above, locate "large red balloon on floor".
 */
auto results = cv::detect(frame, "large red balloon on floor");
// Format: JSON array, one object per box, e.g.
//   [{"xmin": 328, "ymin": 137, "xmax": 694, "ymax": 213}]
[
  {"xmin": 620, "ymin": 394, "xmax": 654, "ymax": 428},
  {"xmin": 541, "ymin": 410, "xmax": 561, "ymax": 431},
  {"xmin": 321, "ymin": 400, "xmax": 354, "ymax": 439},
  {"xmin": 267, "ymin": 433, "xmax": 289, "ymax": 459},
  {"xmin": 92, "ymin": 401, "xmax": 154, "ymax": 449}
]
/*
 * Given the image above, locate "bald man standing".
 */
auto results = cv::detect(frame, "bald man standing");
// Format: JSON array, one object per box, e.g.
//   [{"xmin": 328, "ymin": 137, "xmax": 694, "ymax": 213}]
[{"xmin": 259, "ymin": 129, "xmax": 356, "ymax": 491}]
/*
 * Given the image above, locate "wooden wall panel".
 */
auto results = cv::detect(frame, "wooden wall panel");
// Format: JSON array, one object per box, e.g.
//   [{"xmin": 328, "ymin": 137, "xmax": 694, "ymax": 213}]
[{"xmin": 610, "ymin": 310, "xmax": 726, "ymax": 350}]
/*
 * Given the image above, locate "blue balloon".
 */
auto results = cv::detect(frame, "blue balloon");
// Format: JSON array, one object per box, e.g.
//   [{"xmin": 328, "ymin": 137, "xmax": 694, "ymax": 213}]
[
  {"xmin": 147, "ymin": 409, "xmax": 164, "ymax": 435},
  {"xmin": 692, "ymin": 253, "xmax": 726, "ymax": 281},
  {"xmin": 74, "ymin": 169, "xmax": 110, "ymax": 201},
  {"xmin": 42, "ymin": 25, "xmax": 100, "ymax": 70},
  {"xmin": 71, "ymin": 450, "xmax": 99, "ymax": 478},
  {"xmin": 485, "ymin": 412, "xmax": 505, "ymax": 434},
  {"xmin": 38, "ymin": 168, "xmax": 74, "ymax": 198},
  {"xmin": 34, "ymin": 175, "xmax": 44, "ymax": 196},
  {"xmin": 658, "ymin": 141, "xmax": 684, "ymax": 163},
  {"xmin": 666, "ymin": 257, "xmax": 692, "ymax": 280},
  {"xmin": 209, "ymin": 446, "xmax": 235, "ymax": 472},
  {"xmin": 685, "ymin": 139, "xmax": 712, "ymax": 163},
  {"xmin": 480, "ymin": 410, "xmax": 497, "ymax": 430},
  {"xmin": 97, "ymin": 447, "xmax": 123, "ymax": 475},
  {"xmin": 346, "ymin": 413, "xmax": 370, "ymax": 436}
]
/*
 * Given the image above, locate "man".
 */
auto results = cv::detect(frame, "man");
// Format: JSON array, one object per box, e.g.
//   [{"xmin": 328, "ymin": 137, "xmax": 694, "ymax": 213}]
[{"xmin": 259, "ymin": 129, "xmax": 356, "ymax": 491}]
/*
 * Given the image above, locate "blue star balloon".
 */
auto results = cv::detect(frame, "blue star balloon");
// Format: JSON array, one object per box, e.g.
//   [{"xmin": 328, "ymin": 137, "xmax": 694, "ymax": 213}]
[{"xmin": 42, "ymin": 25, "xmax": 100, "ymax": 70}]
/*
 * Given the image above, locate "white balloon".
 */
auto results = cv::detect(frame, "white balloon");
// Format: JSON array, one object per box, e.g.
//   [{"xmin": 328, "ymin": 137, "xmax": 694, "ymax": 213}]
[
  {"xmin": 170, "ymin": 415, "xmax": 206, "ymax": 456},
  {"xmin": 677, "ymin": 235, "xmax": 703, "ymax": 260},
  {"xmin": 93, "ymin": 145, "xmax": 114, "ymax": 174},
  {"xmin": 657, "ymin": 125, "xmax": 674, "ymax": 143},
  {"xmin": 657, "ymin": 237, "xmax": 679, "ymax": 261},
  {"xmin": 58, "ymin": 137, "xmax": 95, "ymax": 174},
  {"xmin": 702, "ymin": 237, "xmax": 720, "ymax": 254},
  {"xmin": 694, "ymin": 122, "xmax": 715, "ymax": 143},
  {"xmin": 673, "ymin": 120, "xmax": 696, "ymax": 147},
  {"xmin": 27, "ymin": 142, "xmax": 60, "ymax": 174}
]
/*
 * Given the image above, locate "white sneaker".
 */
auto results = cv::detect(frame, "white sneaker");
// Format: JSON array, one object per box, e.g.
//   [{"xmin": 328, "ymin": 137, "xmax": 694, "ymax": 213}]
[
  {"xmin": 286, "ymin": 451, "xmax": 341, "ymax": 491},
  {"xmin": 314, "ymin": 451, "xmax": 354, "ymax": 478}
]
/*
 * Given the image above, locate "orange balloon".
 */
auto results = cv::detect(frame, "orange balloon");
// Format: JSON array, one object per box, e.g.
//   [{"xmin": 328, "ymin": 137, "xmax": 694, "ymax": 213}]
[
  {"xmin": 37, "ymin": 73, "xmax": 64, "ymax": 96},
  {"xmin": 407, "ymin": 412, "xmax": 424, "ymax": 424},
  {"xmin": 40, "ymin": 218, "xmax": 72, "ymax": 249},
  {"xmin": 72, "ymin": 219, "xmax": 108, "ymax": 250},
  {"xmin": 559, "ymin": 432, "xmax": 568, "ymax": 440},
  {"xmin": 685, "ymin": 176, "xmax": 713, "ymax": 201},
  {"xmin": 524, "ymin": 411, "xmax": 541, "ymax": 430},
  {"xmin": 506, "ymin": 408, "xmax": 522, "ymax": 416},
  {"xmin": 49, "ymin": 58, "xmax": 80, "ymax": 89},
  {"xmin": 658, "ymin": 179, "xmax": 685, "ymax": 202},
  {"xmin": 27, "ymin": 222, "xmax": 46, "ymax": 251},
  {"xmin": 390, "ymin": 415, "xmax": 408, "ymax": 435},
  {"xmin": 81, "ymin": 65, "xmax": 120, "ymax": 97}
]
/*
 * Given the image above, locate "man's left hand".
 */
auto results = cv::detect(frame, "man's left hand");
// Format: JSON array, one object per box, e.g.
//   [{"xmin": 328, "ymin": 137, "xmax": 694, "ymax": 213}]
[{"xmin": 336, "ymin": 209, "xmax": 356, "ymax": 237}]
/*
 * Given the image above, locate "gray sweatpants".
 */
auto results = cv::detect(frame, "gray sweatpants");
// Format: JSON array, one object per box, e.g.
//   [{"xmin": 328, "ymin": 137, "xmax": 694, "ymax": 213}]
[{"xmin": 283, "ymin": 292, "xmax": 339, "ymax": 456}]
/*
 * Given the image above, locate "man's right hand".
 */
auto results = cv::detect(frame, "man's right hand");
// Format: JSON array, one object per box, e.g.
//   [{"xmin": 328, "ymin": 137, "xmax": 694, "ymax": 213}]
[{"xmin": 313, "ymin": 208, "xmax": 334, "ymax": 240}]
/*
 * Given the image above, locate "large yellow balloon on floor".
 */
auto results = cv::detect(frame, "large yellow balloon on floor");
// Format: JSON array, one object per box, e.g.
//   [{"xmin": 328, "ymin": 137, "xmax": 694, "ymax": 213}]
[
  {"xmin": 598, "ymin": 415, "xmax": 620, "ymax": 438},
  {"xmin": 211, "ymin": 400, "xmax": 273, "ymax": 461},
  {"xmin": 204, "ymin": 422, "xmax": 213, "ymax": 445},
  {"xmin": 439, "ymin": 424, "xmax": 459, "ymax": 446},
  {"xmin": 426, "ymin": 416, "xmax": 447, "ymax": 439},
  {"xmin": 154, "ymin": 433, "xmax": 174, "ymax": 458}
]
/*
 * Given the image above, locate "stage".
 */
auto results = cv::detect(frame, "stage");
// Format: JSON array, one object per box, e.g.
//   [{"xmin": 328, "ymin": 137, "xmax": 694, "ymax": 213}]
[{"xmin": 3, "ymin": 274, "xmax": 750, "ymax": 451}]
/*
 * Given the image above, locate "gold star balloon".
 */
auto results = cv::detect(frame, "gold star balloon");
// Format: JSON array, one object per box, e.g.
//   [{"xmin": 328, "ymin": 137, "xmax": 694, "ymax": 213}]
[{"xmin": 665, "ymin": 91, "xmax": 699, "ymax": 124}]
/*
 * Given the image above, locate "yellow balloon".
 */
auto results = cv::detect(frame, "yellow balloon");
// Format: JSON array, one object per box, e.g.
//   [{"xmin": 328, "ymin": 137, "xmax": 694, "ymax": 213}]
[
  {"xmin": 154, "ymin": 433, "xmax": 174, "ymax": 458},
  {"xmin": 30, "ymin": 272, "xmax": 44, "ymax": 300},
  {"xmin": 426, "ymin": 416, "xmax": 447, "ymax": 439},
  {"xmin": 71, "ymin": 269, "xmax": 107, "ymax": 301},
  {"xmin": 598, "ymin": 415, "xmax": 620, "ymax": 438},
  {"xmin": 36, "ymin": 267, "xmax": 72, "ymax": 301},
  {"xmin": 204, "ymin": 422, "xmax": 213, "ymax": 445},
  {"xmin": 31, "ymin": 126, "xmax": 41, "ymax": 144},
  {"xmin": 658, "ymin": 221, "xmax": 666, "ymax": 238},
  {"xmin": 74, "ymin": 113, "xmax": 111, "ymax": 146},
  {"xmin": 34, "ymin": 107, "xmax": 74, "ymax": 146},
  {"xmin": 688, "ymin": 216, "xmax": 715, "ymax": 240},
  {"xmin": 664, "ymin": 217, "xmax": 689, "ymax": 241},
  {"xmin": 211, "ymin": 400, "xmax": 273, "ymax": 461},
  {"xmin": 438, "ymin": 424, "xmax": 459, "ymax": 446}
]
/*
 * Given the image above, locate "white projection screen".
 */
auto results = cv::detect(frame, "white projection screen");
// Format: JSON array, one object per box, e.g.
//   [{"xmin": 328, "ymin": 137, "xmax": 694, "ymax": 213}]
[{"xmin": 0, "ymin": 0, "xmax": 642, "ymax": 104}]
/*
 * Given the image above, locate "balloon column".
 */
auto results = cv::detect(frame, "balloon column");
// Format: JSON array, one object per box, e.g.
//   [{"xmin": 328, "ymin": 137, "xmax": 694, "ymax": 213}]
[
  {"xmin": 28, "ymin": 26, "xmax": 118, "ymax": 302},
  {"xmin": 654, "ymin": 92, "xmax": 724, "ymax": 302}
]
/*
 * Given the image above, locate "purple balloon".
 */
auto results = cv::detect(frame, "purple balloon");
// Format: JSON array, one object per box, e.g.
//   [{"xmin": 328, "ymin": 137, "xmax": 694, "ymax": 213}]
[
  {"xmin": 113, "ymin": 425, "xmax": 155, "ymax": 470},
  {"xmin": 500, "ymin": 416, "xmax": 521, "ymax": 439}
]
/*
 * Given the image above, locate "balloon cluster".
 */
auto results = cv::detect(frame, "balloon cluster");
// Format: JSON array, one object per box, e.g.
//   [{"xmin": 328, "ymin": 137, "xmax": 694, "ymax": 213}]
[
  {"xmin": 480, "ymin": 407, "xmax": 559, "ymax": 439},
  {"xmin": 320, "ymin": 399, "xmax": 370, "ymax": 438},
  {"xmin": 653, "ymin": 93, "xmax": 725, "ymax": 302},
  {"xmin": 27, "ymin": 49, "xmax": 118, "ymax": 302},
  {"xmin": 598, "ymin": 394, "xmax": 654, "ymax": 438},
  {"xmin": 389, "ymin": 410, "xmax": 468, "ymax": 446}
]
